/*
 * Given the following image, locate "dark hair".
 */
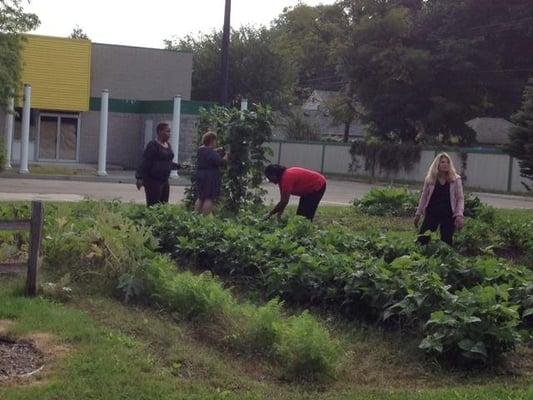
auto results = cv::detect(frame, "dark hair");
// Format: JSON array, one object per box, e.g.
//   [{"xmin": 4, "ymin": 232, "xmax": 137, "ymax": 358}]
[
  {"xmin": 156, "ymin": 122, "xmax": 170, "ymax": 135},
  {"xmin": 264, "ymin": 164, "xmax": 286, "ymax": 180},
  {"xmin": 202, "ymin": 131, "xmax": 217, "ymax": 146}
]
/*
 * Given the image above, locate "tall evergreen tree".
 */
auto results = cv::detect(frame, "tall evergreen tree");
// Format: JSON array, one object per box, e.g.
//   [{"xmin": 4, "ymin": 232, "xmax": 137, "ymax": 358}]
[{"xmin": 507, "ymin": 80, "xmax": 533, "ymax": 190}]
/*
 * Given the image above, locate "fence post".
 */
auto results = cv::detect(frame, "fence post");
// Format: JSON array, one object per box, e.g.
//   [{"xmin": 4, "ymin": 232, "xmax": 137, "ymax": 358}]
[
  {"xmin": 320, "ymin": 143, "xmax": 326, "ymax": 173},
  {"xmin": 507, "ymin": 156, "xmax": 514, "ymax": 193},
  {"xmin": 26, "ymin": 201, "xmax": 44, "ymax": 296},
  {"xmin": 277, "ymin": 142, "xmax": 282, "ymax": 165}
]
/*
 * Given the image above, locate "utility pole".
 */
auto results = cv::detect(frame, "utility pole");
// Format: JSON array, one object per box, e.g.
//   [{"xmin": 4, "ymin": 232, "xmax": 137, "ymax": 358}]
[{"xmin": 220, "ymin": 0, "xmax": 231, "ymax": 105}]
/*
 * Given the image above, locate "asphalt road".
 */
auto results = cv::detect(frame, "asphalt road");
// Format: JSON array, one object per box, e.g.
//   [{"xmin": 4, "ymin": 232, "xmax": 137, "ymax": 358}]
[{"xmin": 1, "ymin": 177, "xmax": 532, "ymax": 209}]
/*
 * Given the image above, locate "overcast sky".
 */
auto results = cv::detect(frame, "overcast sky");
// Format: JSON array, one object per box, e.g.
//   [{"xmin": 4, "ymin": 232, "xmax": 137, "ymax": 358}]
[{"xmin": 25, "ymin": 0, "xmax": 336, "ymax": 48}]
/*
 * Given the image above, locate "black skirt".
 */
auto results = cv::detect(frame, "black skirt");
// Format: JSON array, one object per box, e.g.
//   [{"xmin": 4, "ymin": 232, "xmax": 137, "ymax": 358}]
[{"xmin": 196, "ymin": 169, "xmax": 221, "ymax": 200}]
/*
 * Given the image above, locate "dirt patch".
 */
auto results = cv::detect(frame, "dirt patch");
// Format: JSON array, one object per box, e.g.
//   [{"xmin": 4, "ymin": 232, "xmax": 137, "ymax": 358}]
[
  {"xmin": 0, "ymin": 324, "xmax": 70, "ymax": 385},
  {"xmin": 0, "ymin": 320, "xmax": 14, "ymax": 336},
  {"xmin": 0, "ymin": 338, "xmax": 44, "ymax": 381}
]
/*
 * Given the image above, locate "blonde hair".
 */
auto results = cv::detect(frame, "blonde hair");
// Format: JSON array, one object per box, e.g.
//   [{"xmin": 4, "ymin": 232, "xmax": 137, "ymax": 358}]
[
  {"xmin": 201, "ymin": 131, "xmax": 217, "ymax": 146},
  {"xmin": 424, "ymin": 152, "xmax": 461, "ymax": 184}
]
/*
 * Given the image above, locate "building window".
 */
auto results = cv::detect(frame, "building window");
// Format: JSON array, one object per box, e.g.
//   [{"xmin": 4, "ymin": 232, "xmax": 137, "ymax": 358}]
[{"xmin": 37, "ymin": 113, "xmax": 80, "ymax": 161}]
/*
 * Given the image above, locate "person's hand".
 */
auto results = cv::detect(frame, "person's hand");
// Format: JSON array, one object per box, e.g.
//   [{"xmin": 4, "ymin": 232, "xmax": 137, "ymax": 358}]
[
  {"xmin": 454, "ymin": 216, "xmax": 465, "ymax": 230},
  {"xmin": 136, "ymin": 179, "xmax": 143, "ymax": 191},
  {"xmin": 414, "ymin": 215, "xmax": 421, "ymax": 229}
]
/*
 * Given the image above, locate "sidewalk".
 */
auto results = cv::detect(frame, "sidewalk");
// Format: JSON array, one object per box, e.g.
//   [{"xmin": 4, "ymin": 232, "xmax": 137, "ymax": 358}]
[{"xmin": 0, "ymin": 169, "xmax": 191, "ymax": 186}]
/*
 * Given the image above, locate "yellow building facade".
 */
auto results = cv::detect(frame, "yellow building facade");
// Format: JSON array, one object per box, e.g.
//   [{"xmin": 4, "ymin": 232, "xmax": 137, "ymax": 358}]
[{"xmin": 19, "ymin": 35, "xmax": 91, "ymax": 112}]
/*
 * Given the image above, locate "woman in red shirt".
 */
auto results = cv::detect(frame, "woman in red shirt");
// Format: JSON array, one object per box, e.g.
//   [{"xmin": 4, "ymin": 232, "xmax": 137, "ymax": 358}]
[{"xmin": 264, "ymin": 164, "xmax": 327, "ymax": 221}]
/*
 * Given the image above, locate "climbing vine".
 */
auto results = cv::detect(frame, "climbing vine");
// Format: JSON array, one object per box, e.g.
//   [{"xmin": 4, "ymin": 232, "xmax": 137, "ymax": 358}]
[{"xmin": 185, "ymin": 105, "xmax": 273, "ymax": 213}]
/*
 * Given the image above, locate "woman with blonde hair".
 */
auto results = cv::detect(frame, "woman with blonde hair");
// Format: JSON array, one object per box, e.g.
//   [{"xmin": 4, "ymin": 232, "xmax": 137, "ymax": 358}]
[{"xmin": 414, "ymin": 152, "xmax": 465, "ymax": 245}]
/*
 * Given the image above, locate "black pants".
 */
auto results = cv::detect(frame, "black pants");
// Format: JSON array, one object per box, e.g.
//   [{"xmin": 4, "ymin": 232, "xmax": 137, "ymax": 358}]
[
  {"xmin": 144, "ymin": 179, "xmax": 170, "ymax": 207},
  {"xmin": 418, "ymin": 213, "xmax": 455, "ymax": 245},
  {"xmin": 296, "ymin": 184, "xmax": 326, "ymax": 221}
]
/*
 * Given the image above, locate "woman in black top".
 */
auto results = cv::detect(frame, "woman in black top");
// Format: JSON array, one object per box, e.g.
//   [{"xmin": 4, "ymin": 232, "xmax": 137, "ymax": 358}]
[
  {"xmin": 414, "ymin": 152, "xmax": 465, "ymax": 246},
  {"xmin": 194, "ymin": 131, "xmax": 227, "ymax": 214},
  {"xmin": 135, "ymin": 122, "xmax": 181, "ymax": 206}
]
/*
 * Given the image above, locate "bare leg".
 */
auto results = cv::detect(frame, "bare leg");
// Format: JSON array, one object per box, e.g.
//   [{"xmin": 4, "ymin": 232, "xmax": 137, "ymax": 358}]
[
  {"xmin": 194, "ymin": 199, "xmax": 204, "ymax": 212},
  {"xmin": 201, "ymin": 199, "xmax": 214, "ymax": 214}
]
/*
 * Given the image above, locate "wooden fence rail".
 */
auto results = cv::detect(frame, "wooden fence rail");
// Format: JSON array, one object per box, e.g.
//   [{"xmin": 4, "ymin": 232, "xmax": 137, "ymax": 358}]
[{"xmin": 0, "ymin": 201, "xmax": 44, "ymax": 296}]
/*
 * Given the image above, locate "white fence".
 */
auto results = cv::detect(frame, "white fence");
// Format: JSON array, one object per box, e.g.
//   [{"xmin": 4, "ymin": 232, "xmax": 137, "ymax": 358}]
[{"xmin": 264, "ymin": 141, "xmax": 532, "ymax": 193}]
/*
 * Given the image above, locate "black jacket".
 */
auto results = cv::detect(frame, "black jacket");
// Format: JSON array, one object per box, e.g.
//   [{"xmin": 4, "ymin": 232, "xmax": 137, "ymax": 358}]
[{"xmin": 135, "ymin": 141, "xmax": 180, "ymax": 181}]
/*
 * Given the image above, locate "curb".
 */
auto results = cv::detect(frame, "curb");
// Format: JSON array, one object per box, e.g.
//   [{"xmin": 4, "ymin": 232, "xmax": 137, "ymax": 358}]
[{"xmin": 471, "ymin": 191, "xmax": 533, "ymax": 203}]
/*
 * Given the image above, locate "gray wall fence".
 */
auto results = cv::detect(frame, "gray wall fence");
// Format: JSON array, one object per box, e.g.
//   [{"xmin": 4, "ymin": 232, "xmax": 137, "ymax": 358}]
[{"xmin": 264, "ymin": 140, "xmax": 532, "ymax": 193}]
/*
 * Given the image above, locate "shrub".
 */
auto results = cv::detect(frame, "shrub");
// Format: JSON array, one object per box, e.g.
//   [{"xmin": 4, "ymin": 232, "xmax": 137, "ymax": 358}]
[
  {"xmin": 142, "ymin": 255, "xmax": 236, "ymax": 322},
  {"xmin": 354, "ymin": 187, "xmax": 488, "ymax": 219},
  {"xmin": 421, "ymin": 285, "xmax": 523, "ymax": 364},
  {"xmin": 43, "ymin": 204, "xmax": 157, "ymax": 299},
  {"xmin": 354, "ymin": 187, "xmax": 418, "ymax": 217},
  {"xmin": 238, "ymin": 299, "xmax": 284, "ymax": 354},
  {"xmin": 276, "ymin": 311, "xmax": 340, "ymax": 381}
]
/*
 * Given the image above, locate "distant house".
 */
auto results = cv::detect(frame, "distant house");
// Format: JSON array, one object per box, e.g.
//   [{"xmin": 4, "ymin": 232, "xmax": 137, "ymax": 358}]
[
  {"xmin": 465, "ymin": 117, "xmax": 515, "ymax": 145},
  {"xmin": 302, "ymin": 90, "xmax": 364, "ymax": 139}
]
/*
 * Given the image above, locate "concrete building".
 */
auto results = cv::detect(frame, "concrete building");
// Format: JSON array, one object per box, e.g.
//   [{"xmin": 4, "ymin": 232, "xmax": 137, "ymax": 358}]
[{"xmin": 1, "ymin": 34, "xmax": 210, "ymax": 171}]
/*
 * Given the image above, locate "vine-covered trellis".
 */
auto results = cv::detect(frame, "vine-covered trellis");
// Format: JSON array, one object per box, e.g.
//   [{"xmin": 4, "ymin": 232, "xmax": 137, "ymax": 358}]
[{"xmin": 185, "ymin": 105, "xmax": 273, "ymax": 213}]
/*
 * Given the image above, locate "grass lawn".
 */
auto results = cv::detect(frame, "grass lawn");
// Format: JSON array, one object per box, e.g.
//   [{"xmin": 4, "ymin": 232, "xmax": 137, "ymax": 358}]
[
  {"xmin": 1, "ymin": 203, "xmax": 532, "ymax": 399},
  {"xmin": 1, "ymin": 276, "xmax": 532, "ymax": 400}
]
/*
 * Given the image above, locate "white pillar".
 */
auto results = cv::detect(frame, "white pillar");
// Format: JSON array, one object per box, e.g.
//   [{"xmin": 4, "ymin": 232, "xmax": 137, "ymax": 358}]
[
  {"xmin": 3, "ymin": 96, "xmax": 14, "ymax": 169},
  {"xmin": 170, "ymin": 95, "xmax": 181, "ymax": 178},
  {"xmin": 97, "ymin": 89, "xmax": 109, "ymax": 176},
  {"xmin": 240, "ymin": 98, "xmax": 248, "ymax": 111},
  {"xmin": 19, "ymin": 84, "xmax": 31, "ymax": 174},
  {"xmin": 144, "ymin": 119, "xmax": 153, "ymax": 147}
]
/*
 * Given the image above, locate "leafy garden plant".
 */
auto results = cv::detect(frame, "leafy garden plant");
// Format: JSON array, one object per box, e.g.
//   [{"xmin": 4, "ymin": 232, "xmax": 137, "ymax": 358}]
[{"xmin": 185, "ymin": 105, "xmax": 273, "ymax": 213}]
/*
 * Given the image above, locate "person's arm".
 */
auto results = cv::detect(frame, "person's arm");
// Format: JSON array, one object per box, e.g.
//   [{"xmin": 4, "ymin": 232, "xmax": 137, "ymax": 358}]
[
  {"xmin": 135, "ymin": 142, "xmax": 157, "ymax": 189},
  {"xmin": 414, "ymin": 182, "xmax": 428, "ymax": 228},
  {"xmin": 454, "ymin": 179, "xmax": 465, "ymax": 229},
  {"xmin": 266, "ymin": 192, "xmax": 290, "ymax": 219}
]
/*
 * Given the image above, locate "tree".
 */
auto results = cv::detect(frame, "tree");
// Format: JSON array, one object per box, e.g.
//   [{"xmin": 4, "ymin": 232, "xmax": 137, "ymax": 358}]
[
  {"xmin": 165, "ymin": 26, "xmax": 296, "ymax": 109},
  {"xmin": 271, "ymin": 3, "xmax": 346, "ymax": 96},
  {"xmin": 281, "ymin": 108, "xmax": 320, "ymax": 141},
  {"xmin": 0, "ymin": 0, "xmax": 39, "ymax": 107},
  {"xmin": 70, "ymin": 25, "xmax": 89, "ymax": 39},
  {"xmin": 326, "ymin": 83, "xmax": 361, "ymax": 142},
  {"xmin": 507, "ymin": 80, "xmax": 533, "ymax": 190},
  {"xmin": 335, "ymin": 0, "xmax": 533, "ymax": 144}
]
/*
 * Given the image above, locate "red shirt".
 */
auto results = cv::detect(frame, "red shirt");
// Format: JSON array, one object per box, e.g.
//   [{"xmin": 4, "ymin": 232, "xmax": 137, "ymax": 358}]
[{"xmin": 280, "ymin": 167, "xmax": 326, "ymax": 196}]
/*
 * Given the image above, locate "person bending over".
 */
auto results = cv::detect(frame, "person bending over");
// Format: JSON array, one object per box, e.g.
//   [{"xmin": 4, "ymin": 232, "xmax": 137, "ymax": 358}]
[{"xmin": 264, "ymin": 164, "xmax": 326, "ymax": 221}]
